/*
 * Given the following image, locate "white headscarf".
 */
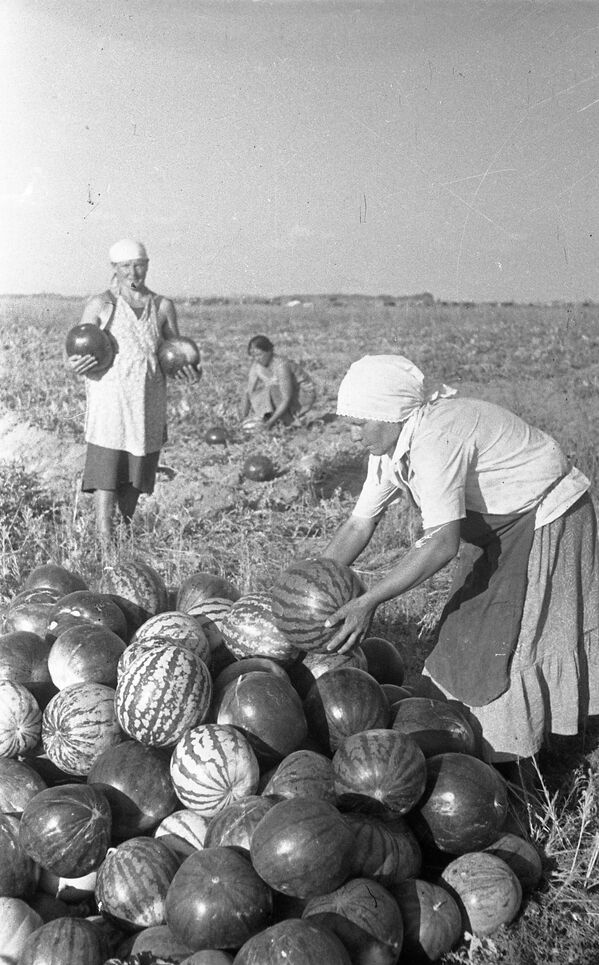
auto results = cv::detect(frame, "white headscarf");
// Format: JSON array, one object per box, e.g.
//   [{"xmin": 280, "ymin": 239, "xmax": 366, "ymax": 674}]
[
  {"xmin": 109, "ymin": 239, "xmax": 148, "ymax": 263},
  {"xmin": 337, "ymin": 355, "xmax": 456, "ymax": 423}
]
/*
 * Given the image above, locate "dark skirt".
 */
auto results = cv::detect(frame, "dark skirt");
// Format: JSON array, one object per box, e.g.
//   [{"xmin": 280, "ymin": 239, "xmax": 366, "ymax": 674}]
[{"xmin": 82, "ymin": 444, "xmax": 160, "ymax": 494}]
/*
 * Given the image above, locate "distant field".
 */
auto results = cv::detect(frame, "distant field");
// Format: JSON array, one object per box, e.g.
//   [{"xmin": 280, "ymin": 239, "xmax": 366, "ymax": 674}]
[{"xmin": 1, "ymin": 293, "xmax": 599, "ymax": 962}]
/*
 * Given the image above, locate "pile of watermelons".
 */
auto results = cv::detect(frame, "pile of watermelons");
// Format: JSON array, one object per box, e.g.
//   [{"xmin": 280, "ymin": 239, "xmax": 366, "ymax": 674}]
[{"xmin": 0, "ymin": 557, "xmax": 543, "ymax": 964}]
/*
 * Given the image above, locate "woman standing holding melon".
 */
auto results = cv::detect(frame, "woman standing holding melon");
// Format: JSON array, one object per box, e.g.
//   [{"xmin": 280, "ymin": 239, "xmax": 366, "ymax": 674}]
[
  {"xmin": 68, "ymin": 239, "xmax": 200, "ymax": 547},
  {"xmin": 323, "ymin": 354, "xmax": 599, "ymax": 768}
]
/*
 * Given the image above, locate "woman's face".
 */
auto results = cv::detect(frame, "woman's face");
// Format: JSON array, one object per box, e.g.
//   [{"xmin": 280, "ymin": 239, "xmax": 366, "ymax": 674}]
[
  {"xmin": 114, "ymin": 259, "xmax": 149, "ymax": 292},
  {"xmin": 349, "ymin": 418, "xmax": 401, "ymax": 456},
  {"xmin": 249, "ymin": 346, "xmax": 273, "ymax": 366}
]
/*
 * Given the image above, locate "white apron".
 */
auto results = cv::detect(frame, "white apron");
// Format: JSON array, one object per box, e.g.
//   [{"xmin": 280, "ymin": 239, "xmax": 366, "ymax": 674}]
[{"xmin": 84, "ymin": 294, "xmax": 167, "ymax": 456}]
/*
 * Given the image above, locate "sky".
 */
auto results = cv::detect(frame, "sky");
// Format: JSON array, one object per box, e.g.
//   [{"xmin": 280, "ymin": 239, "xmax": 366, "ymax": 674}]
[{"xmin": 2, "ymin": 0, "xmax": 599, "ymax": 302}]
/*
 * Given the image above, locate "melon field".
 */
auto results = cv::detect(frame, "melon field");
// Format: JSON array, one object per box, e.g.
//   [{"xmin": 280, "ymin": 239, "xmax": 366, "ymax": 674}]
[{"xmin": 0, "ymin": 293, "xmax": 599, "ymax": 964}]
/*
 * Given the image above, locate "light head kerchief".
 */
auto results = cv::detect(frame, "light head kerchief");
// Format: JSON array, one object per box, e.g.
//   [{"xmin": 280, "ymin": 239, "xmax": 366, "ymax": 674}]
[
  {"xmin": 337, "ymin": 355, "xmax": 456, "ymax": 424},
  {"xmin": 109, "ymin": 239, "xmax": 148, "ymax": 264}
]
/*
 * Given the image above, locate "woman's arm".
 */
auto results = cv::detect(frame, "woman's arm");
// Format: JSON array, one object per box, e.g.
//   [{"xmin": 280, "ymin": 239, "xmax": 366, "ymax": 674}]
[
  {"xmin": 158, "ymin": 297, "xmax": 180, "ymax": 338},
  {"xmin": 323, "ymin": 514, "xmax": 380, "ymax": 566},
  {"xmin": 264, "ymin": 361, "xmax": 295, "ymax": 428},
  {"xmin": 325, "ymin": 519, "xmax": 461, "ymax": 652}
]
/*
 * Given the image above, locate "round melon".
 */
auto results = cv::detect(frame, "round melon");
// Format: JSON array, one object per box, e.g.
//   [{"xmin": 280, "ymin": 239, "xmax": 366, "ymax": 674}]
[
  {"xmin": 411, "ymin": 752, "xmax": 509, "ymax": 854},
  {"xmin": 2, "ymin": 589, "xmax": 59, "ymax": 637},
  {"xmin": 332, "ymin": 728, "xmax": 427, "ymax": 815},
  {"xmin": 440, "ymin": 851, "xmax": 522, "ymax": 936},
  {"xmin": 95, "ymin": 836, "xmax": 180, "ymax": 931},
  {"xmin": 391, "ymin": 877, "xmax": 463, "ymax": 961},
  {"xmin": 130, "ymin": 611, "xmax": 211, "ymax": 665},
  {"xmin": 220, "ymin": 593, "xmax": 300, "ymax": 665},
  {"xmin": 0, "ymin": 631, "xmax": 54, "ymax": 705},
  {"xmin": 41, "ymin": 682, "xmax": 123, "ymax": 776},
  {"xmin": 166, "ymin": 847, "xmax": 273, "ymax": 951},
  {"xmin": 261, "ymin": 749, "xmax": 337, "ymax": 804},
  {"xmin": 0, "ymin": 758, "xmax": 47, "ymax": 816},
  {"xmin": 203, "ymin": 796, "xmax": 278, "ymax": 852},
  {"xmin": 154, "ymin": 809, "xmax": 211, "ymax": 860},
  {"xmin": 99, "ymin": 559, "xmax": 169, "ymax": 625},
  {"xmin": 115, "ymin": 643, "xmax": 212, "ymax": 747},
  {"xmin": 19, "ymin": 783, "xmax": 111, "ymax": 878},
  {"xmin": 233, "ymin": 919, "xmax": 351, "ymax": 965},
  {"xmin": 22, "ymin": 564, "xmax": 88, "ymax": 597},
  {"xmin": 176, "ymin": 573, "xmax": 240, "ymax": 610},
  {"xmin": 302, "ymin": 876, "xmax": 404, "ymax": 964},
  {"xmin": 47, "ymin": 624, "xmax": 126, "ymax": 689},
  {"xmin": 87, "ymin": 740, "xmax": 178, "ymax": 841},
  {"xmin": 46, "ymin": 592, "xmax": 127, "ymax": 642},
  {"xmin": 270, "ymin": 557, "xmax": 365, "ymax": 652},
  {"xmin": 392, "ymin": 697, "xmax": 477, "ymax": 757},
  {"xmin": 170, "ymin": 724, "xmax": 260, "ymax": 816},
  {"xmin": 303, "ymin": 667, "xmax": 390, "ymax": 753},
  {"xmin": 0, "ymin": 680, "xmax": 42, "ymax": 757},
  {"xmin": 19, "ymin": 917, "xmax": 109, "ymax": 965},
  {"xmin": 344, "ymin": 812, "xmax": 422, "ymax": 887},
  {"xmin": 215, "ymin": 671, "xmax": 307, "ymax": 763},
  {"xmin": 250, "ymin": 796, "xmax": 354, "ymax": 899},
  {"xmin": 288, "ymin": 646, "xmax": 368, "ymax": 698}
]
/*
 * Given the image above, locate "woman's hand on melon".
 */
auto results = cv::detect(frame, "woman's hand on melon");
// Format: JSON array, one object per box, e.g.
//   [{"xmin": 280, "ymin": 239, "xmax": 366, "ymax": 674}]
[
  {"xmin": 324, "ymin": 596, "xmax": 376, "ymax": 654},
  {"xmin": 67, "ymin": 353, "xmax": 99, "ymax": 376}
]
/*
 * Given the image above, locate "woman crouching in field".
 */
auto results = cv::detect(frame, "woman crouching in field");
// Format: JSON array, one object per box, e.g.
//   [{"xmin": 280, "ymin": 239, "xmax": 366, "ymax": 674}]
[
  {"xmin": 323, "ymin": 354, "xmax": 599, "ymax": 772},
  {"xmin": 67, "ymin": 238, "xmax": 200, "ymax": 548},
  {"xmin": 240, "ymin": 335, "xmax": 316, "ymax": 431}
]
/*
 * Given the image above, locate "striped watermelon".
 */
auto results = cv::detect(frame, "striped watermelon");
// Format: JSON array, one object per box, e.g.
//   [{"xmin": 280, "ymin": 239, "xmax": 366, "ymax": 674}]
[
  {"xmin": 170, "ymin": 723, "xmax": 260, "ymax": 816},
  {"xmin": 154, "ymin": 808, "xmax": 211, "ymax": 859},
  {"xmin": 99, "ymin": 559, "xmax": 169, "ymax": 626},
  {"xmin": 129, "ymin": 610, "xmax": 211, "ymax": 665},
  {"xmin": 289, "ymin": 646, "xmax": 368, "ymax": 698},
  {"xmin": 440, "ymin": 852, "xmax": 522, "ymax": 937},
  {"xmin": 19, "ymin": 917, "xmax": 109, "ymax": 965},
  {"xmin": 204, "ymin": 795, "xmax": 278, "ymax": 851},
  {"xmin": 115, "ymin": 643, "xmax": 212, "ymax": 747},
  {"xmin": 220, "ymin": 593, "xmax": 300, "ymax": 665},
  {"xmin": 184, "ymin": 596, "xmax": 233, "ymax": 653},
  {"xmin": 41, "ymin": 682, "xmax": 123, "ymax": 776},
  {"xmin": 95, "ymin": 836, "xmax": 180, "ymax": 930},
  {"xmin": 0, "ymin": 680, "xmax": 42, "ymax": 757},
  {"xmin": 270, "ymin": 557, "xmax": 365, "ymax": 652},
  {"xmin": 302, "ymin": 877, "xmax": 404, "ymax": 962},
  {"xmin": 332, "ymin": 729, "xmax": 427, "ymax": 815},
  {"xmin": 343, "ymin": 812, "xmax": 422, "ymax": 886},
  {"xmin": 261, "ymin": 750, "xmax": 337, "ymax": 804}
]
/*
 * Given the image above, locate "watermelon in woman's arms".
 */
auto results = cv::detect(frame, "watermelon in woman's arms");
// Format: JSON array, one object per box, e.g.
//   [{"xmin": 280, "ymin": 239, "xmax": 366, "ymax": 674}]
[
  {"xmin": 158, "ymin": 337, "xmax": 201, "ymax": 376},
  {"xmin": 65, "ymin": 323, "xmax": 115, "ymax": 374},
  {"xmin": 270, "ymin": 557, "xmax": 365, "ymax": 652}
]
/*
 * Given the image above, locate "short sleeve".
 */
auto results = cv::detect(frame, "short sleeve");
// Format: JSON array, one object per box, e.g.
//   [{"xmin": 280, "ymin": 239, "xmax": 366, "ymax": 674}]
[
  {"xmin": 352, "ymin": 455, "xmax": 405, "ymax": 519},
  {"xmin": 410, "ymin": 428, "xmax": 469, "ymax": 528}
]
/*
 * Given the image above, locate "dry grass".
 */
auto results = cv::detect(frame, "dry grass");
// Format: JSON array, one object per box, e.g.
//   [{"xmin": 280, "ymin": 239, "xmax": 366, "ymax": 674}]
[{"xmin": 1, "ymin": 293, "xmax": 599, "ymax": 962}]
